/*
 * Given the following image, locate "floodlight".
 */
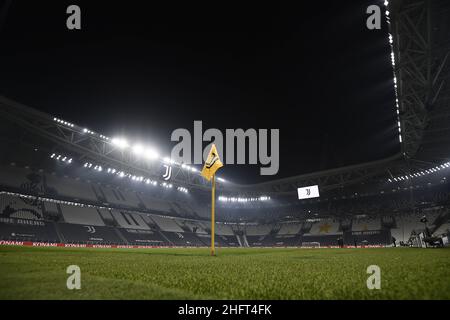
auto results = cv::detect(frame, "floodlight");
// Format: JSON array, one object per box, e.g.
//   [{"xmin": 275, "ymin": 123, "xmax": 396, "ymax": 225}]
[
  {"xmin": 132, "ymin": 144, "xmax": 144, "ymax": 155},
  {"xmin": 145, "ymin": 148, "xmax": 159, "ymax": 160},
  {"xmin": 112, "ymin": 137, "xmax": 129, "ymax": 149}
]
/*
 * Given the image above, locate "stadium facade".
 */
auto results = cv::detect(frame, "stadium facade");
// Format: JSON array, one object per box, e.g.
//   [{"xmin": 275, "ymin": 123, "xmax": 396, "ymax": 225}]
[{"xmin": 0, "ymin": 0, "xmax": 449, "ymax": 249}]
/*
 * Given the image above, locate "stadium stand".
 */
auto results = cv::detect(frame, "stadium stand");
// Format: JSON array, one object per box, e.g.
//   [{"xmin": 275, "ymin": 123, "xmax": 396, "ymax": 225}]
[
  {"xmin": 214, "ymin": 223, "xmax": 235, "ymax": 236},
  {"xmin": 346, "ymin": 229, "xmax": 390, "ymax": 246},
  {"xmin": 100, "ymin": 186, "xmax": 141, "ymax": 208},
  {"xmin": 59, "ymin": 204, "xmax": 105, "ymax": 226},
  {"xmin": 433, "ymin": 221, "xmax": 450, "ymax": 237},
  {"xmin": 245, "ymin": 224, "xmax": 272, "ymax": 236},
  {"xmin": 160, "ymin": 231, "xmax": 206, "ymax": 246},
  {"xmin": 304, "ymin": 219, "xmax": 341, "ymax": 235},
  {"xmin": 150, "ymin": 215, "xmax": 185, "ymax": 232},
  {"xmin": 110, "ymin": 210, "xmax": 150, "ymax": 230},
  {"xmin": 391, "ymin": 212, "xmax": 440, "ymax": 243},
  {"xmin": 0, "ymin": 218, "xmax": 60, "ymax": 243},
  {"xmin": 179, "ymin": 219, "xmax": 208, "ymax": 234},
  {"xmin": 277, "ymin": 223, "xmax": 302, "ymax": 235},
  {"xmin": 45, "ymin": 174, "xmax": 98, "ymax": 202},
  {"xmin": 0, "ymin": 193, "xmax": 43, "ymax": 220},
  {"xmin": 352, "ymin": 217, "xmax": 382, "ymax": 232},
  {"xmin": 138, "ymin": 194, "xmax": 172, "ymax": 213},
  {"xmin": 57, "ymin": 223, "xmax": 123, "ymax": 244},
  {"xmin": 0, "ymin": 165, "xmax": 44, "ymax": 192},
  {"xmin": 117, "ymin": 228, "xmax": 167, "ymax": 246},
  {"xmin": 0, "ymin": 123, "xmax": 449, "ymax": 248}
]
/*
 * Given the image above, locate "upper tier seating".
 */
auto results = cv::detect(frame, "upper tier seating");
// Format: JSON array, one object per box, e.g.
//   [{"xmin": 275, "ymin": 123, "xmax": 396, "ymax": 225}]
[
  {"xmin": 100, "ymin": 186, "xmax": 140, "ymax": 208},
  {"xmin": 352, "ymin": 217, "xmax": 381, "ymax": 231},
  {"xmin": 215, "ymin": 223, "xmax": 235, "ymax": 236},
  {"xmin": 138, "ymin": 194, "xmax": 172, "ymax": 213},
  {"xmin": 59, "ymin": 204, "xmax": 105, "ymax": 226},
  {"xmin": 110, "ymin": 210, "xmax": 150, "ymax": 230},
  {"xmin": 179, "ymin": 220, "xmax": 208, "ymax": 234},
  {"xmin": 245, "ymin": 224, "xmax": 272, "ymax": 236},
  {"xmin": 46, "ymin": 174, "xmax": 97, "ymax": 202},
  {"xmin": 277, "ymin": 223, "xmax": 301, "ymax": 235},
  {"xmin": 149, "ymin": 215, "xmax": 184, "ymax": 232},
  {"xmin": 0, "ymin": 193, "xmax": 43, "ymax": 220},
  {"xmin": 0, "ymin": 166, "xmax": 42, "ymax": 190}
]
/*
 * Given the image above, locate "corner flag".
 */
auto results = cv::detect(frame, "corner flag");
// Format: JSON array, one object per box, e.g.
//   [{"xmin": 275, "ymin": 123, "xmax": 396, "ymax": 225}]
[
  {"xmin": 201, "ymin": 144, "xmax": 223, "ymax": 181},
  {"xmin": 201, "ymin": 144, "xmax": 223, "ymax": 256}
]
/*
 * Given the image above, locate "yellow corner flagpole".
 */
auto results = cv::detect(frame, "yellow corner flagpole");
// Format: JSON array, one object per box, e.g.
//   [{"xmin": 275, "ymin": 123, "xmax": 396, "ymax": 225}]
[{"xmin": 211, "ymin": 174, "xmax": 216, "ymax": 256}]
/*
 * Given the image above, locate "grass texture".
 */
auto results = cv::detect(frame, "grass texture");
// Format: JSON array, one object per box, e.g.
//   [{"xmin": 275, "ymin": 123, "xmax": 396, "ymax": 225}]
[{"xmin": 0, "ymin": 246, "xmax": 449, "ymax": 299}]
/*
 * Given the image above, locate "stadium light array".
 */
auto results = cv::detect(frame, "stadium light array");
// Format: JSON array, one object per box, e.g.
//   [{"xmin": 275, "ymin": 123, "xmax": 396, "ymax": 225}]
[
  {"xmin": 177, "ymin": 186, "xmax": 188, "ymax": 193},
  {"xmin": 181, "ymin": 163, "xmax": 199, "ymax": 173},
  {"xmin": 49, "ymin": 115, "xmax": 230, "ymax": 181},
  {"xmin": 163, "ymin": 157, "xmax": 179, "ymax": 165},
  {"xmin": 383, "ymin": 1, "xmax": 402, "ymax": 145},
  {"xmin": 84, "ymin": 162, "xmax": 93, "ymax": 168},
  {"xmin": 50, "ymin": 153, "xmax": 73, "ymax": 164},
  {"xmin": 161, "ymin": 182, "xmax": 173, "ymax": 189},
  {"xmin": 53, "ymin": 117, "xmax": 75, "ymax": 128},
  {"xmin": 85, "ymin": 162, "xmax": 183, "ymax": 191},
  {"xmin": 218, "ymin": 196, "xmax": 271, "ymax": 203},
  {"xmin": 145, "ymin": 178, "xmax": 158, "ymax": 186},
  {"xmin": 112, "ymin": 137, "xmax": 129, "ymax": 149},
  {"xmin": 83, "ymin": 128, "xmax": 95, "ymax": 135},
  {"xmin": 388, "ymin": 161, "xmax": 450, "ymax": 183}
]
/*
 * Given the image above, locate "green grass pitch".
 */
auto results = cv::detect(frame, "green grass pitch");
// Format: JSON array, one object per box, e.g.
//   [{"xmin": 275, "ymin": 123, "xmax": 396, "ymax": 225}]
[{"xmin": 0, "ymin": 246, "xmax": 449, "ymax": 299}]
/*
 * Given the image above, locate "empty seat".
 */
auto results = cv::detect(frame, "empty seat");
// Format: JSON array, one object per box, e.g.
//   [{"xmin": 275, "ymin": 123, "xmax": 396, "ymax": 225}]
[
  {"xmin": 60, "ymin": 204, "xmax": 105, "ymax": 226},
  {"xmin": 277, "ymin": 223, "xmax": 301, "ymax": 235},
  {"xmin": 306, "ymin": 219, "xmax": 341, "ymax": 235},
  {"xmin": 0, "ymin": 194, "xmax": 43, "ymax": 220},
  {"xmin": 150, "ymin": 215, "xmax": 184, "ymax": 232},
  {"xmin": 46, "ymin": 174, "xmax": 97, "ymax": 202},
  {"xmin": 110, "ymin": 210, "xmax": 150, "ymax": 230}
]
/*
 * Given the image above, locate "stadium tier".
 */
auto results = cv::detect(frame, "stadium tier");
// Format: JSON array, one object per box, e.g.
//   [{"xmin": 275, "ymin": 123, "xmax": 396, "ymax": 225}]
[{"xmin": 1, "ymin": 158, "xmax": 449, "ymax": 247}]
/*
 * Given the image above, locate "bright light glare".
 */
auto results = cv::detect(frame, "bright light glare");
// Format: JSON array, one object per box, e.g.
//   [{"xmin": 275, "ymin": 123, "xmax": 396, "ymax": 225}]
[
  {"xmin": 132, "ymin": 144, "xmax": 144, "ymax": 155},
  {"xmin": 112, "ymin": 137, "xmax": 129, "ymax": 149},
  {"xmin": 145, "ymin": 148, "xmax": 159, "ymax": 160}
]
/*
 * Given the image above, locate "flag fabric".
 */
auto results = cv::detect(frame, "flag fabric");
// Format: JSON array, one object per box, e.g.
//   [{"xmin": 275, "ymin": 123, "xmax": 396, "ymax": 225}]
[{"xmin": 201, "ymin": 144, "xmax": 223, "ymax": 181}]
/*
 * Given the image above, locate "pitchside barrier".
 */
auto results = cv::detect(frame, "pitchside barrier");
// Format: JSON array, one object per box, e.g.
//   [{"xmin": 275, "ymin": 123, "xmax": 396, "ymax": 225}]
[{"xmin": 0, "ymin": 240, "xmax": 387, "ymax": 249}]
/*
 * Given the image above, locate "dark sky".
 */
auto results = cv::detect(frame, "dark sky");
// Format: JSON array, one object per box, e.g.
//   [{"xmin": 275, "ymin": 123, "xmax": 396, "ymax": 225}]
[{"xmin": 0, "ymin": 1, "xmax": 399, "ymax": 184}]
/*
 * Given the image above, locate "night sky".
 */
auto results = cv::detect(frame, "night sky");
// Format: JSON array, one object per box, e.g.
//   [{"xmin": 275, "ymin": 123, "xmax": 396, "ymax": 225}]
[{"xmin": 0, "ymin": 1, "xmax": 399, "ymax": 184}]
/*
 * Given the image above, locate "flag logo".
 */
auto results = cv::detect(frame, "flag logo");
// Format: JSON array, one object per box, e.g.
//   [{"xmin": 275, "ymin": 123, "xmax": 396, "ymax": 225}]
[{"xmin": 201, "ymin": 144, "xmax": 223, "ymax": 181}]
